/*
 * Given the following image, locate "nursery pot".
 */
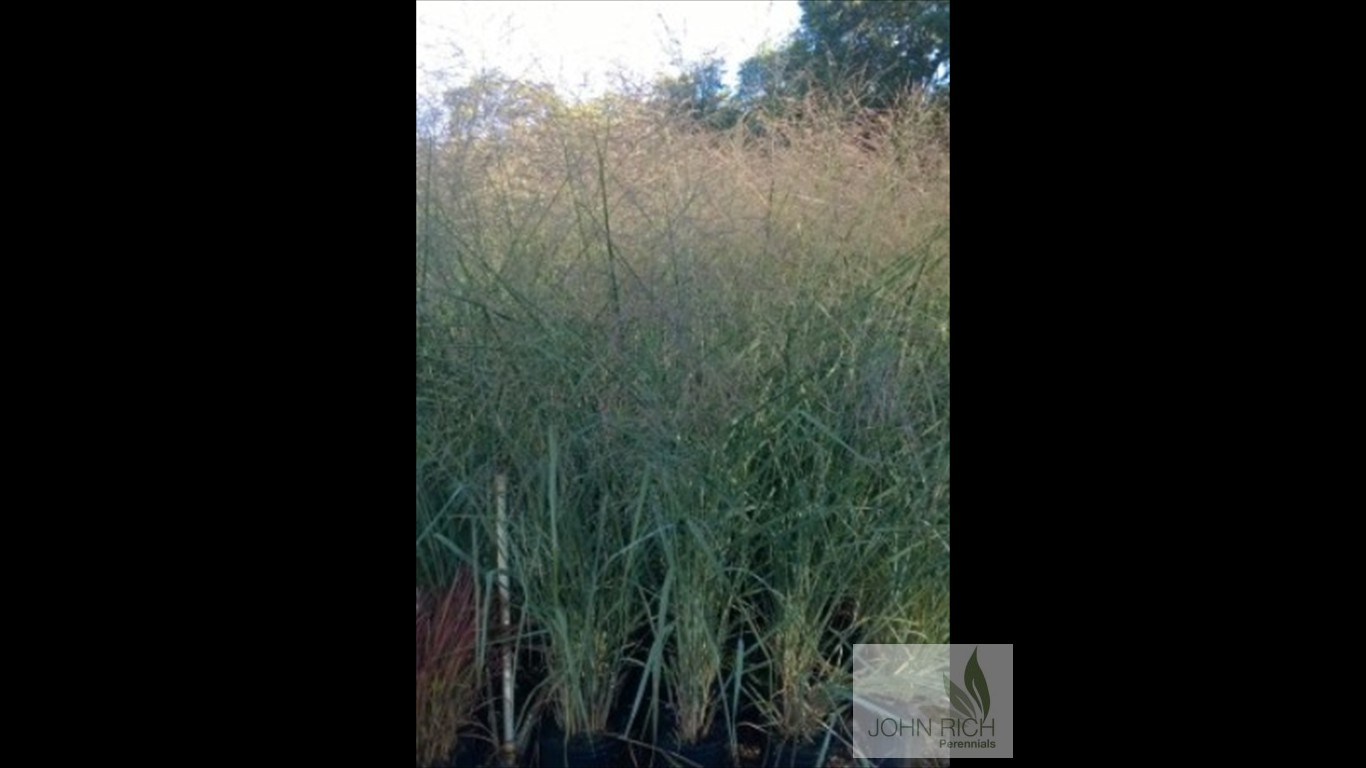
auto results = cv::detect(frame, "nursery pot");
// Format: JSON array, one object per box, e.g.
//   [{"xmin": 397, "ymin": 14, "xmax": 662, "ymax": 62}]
[
  {"xmin": 763, "ymin": 736, "xmax": 843, "ymax": 768},
  {"xmin": 537, "ymin": 727, "xmax": 624, "ymax": 768},
  {"xmin": 661, "ymin": 738, "xmax": 728, "ymax": 768},
  {"xmin": 658, "ymin": 716, "xmax": 731, "ymax": 768},
  {"xmin": 448, "ymin": 735, "xmax": 491, "ymax": 768}
]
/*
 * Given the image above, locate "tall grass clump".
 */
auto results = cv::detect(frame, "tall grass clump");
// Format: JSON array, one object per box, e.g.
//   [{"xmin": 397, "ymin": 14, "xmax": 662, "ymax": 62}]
[
  {"xmin": 632, "ymin": 474, "xmax": 756, "ymax": 761},
  {"xmin": 416, "ymin": 569, "xmax": 482, "ymax": 767},
  {"xmin": 509, "ymin": 427, "xmax": 657, "ymax": 743},
  {"xmin": 416, "ymin": 78, "xmax": 949, "ymax": 761}
]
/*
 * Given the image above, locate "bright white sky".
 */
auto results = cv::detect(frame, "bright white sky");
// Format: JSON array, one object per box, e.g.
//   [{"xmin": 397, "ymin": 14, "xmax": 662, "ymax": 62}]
[{"xmin": 416, "ymin": 1, "xmax": 802, "ymax": 101}]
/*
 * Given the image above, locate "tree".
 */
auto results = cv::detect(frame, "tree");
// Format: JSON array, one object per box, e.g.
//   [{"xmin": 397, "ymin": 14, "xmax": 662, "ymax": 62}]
[
  {"xmin": 798, "ymin": 0, "xmax": 949, "ymax": 109},
  {"xmin": 653, "ymin": 57, "xmax": 741, "ymax": 130},
  {"xmin": 442, "ymin": 71, "xmax": 563, "ymax": 141},
  {"xmin": 738, "ymin": 0, "xmax": 950, "ymax": 114},
  {"xmin": 735, "ymin": 44, "xmax": 812, "ymax": 115}
]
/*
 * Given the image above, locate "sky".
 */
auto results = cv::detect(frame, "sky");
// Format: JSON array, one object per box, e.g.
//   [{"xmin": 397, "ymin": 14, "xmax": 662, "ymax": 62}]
[{"xmin": 416, "ymin": 1, "xmax": 803, "ymax": 101}]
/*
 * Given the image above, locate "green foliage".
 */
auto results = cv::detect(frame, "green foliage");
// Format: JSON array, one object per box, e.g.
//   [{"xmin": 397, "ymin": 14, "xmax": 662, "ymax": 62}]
[
  {"xmin": 415, "ymin": 84, "xmax": 950, "ymax": 757},
  {"xmin": 654, "ymin": 57, "xmax": 741, "ymax": 131},
  {"xmin": 511, "ymin": 430, "xmax": 657, "ymax": 739},
  {"xmin": 798, "ymin": 0, "xmax": 949, "ymax": 108},
  {"xmin": 738, "ymin": 0, "xmax": 950, "ymax": 118},
  {"xmin": 736, "ymin": 44, "xmax": 809, "ymax": 115}
]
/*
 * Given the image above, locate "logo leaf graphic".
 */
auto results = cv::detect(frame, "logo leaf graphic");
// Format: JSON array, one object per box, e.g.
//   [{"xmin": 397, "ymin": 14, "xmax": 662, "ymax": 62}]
[
  {"xmin": 964, "ymin": 648, "xmax": 991, "ymax": 720},
  {"xmin": 944, "ymin": 673, "xmax": 977, "ymax": 720}
]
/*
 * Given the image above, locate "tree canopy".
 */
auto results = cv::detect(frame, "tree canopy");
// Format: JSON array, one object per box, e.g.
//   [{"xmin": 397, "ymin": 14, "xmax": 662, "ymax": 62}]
[
  {"xmin": 428, "ymin": 1, "xmax": 951, "ymax": 140},
  {"xmin": 737, "ymin": 0, "xmax": 949, "ymax": 115}
]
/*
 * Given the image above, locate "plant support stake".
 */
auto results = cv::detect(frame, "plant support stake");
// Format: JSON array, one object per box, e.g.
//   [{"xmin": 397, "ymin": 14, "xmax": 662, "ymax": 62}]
[{"xmin": 496, "ymin": 472, "xmax": 515, "ymax": 767}]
